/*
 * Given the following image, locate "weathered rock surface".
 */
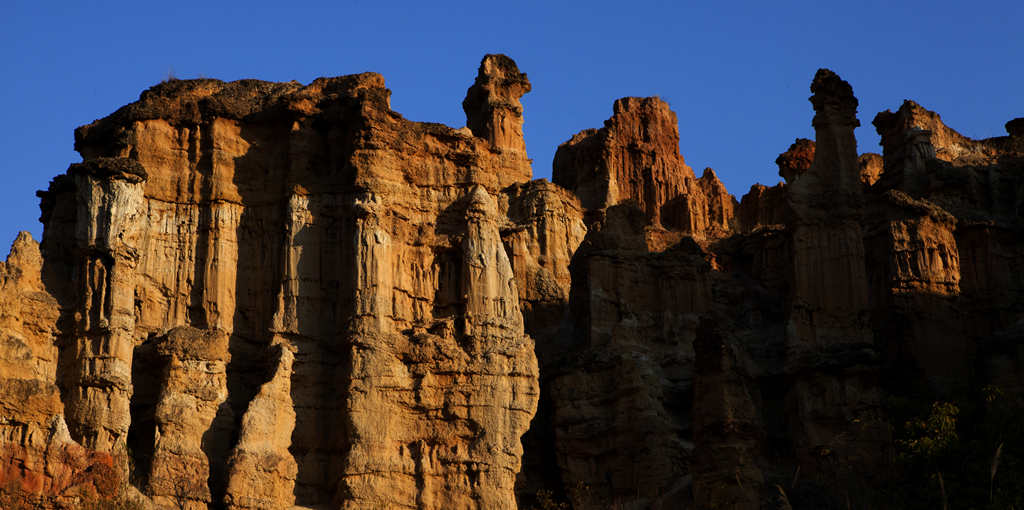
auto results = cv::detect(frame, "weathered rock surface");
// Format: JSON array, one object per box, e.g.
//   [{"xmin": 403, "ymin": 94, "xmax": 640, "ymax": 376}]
[
  {"xmin": 2, "ymin": 55, "xmax": 1024, "ymax": 510},
  {"xmin": 223, "ymin": 344, "xmax": 296, "ymax": 510},
  {"xmin": 859, "ymin": 153, "xmax": 883, "ymax": 186},
  {"xmin": 691, "ymin": 318, "xmax": 764, "ymax": 510},
  {"xmin": 553, "ymin": 96, "xmax": 735, "ymax": 240},
  {"xmin": 5, "ymin": 54, "xmax": 548, "ymax": 510},
  {"xmin": 141, "ymin": 327, "xmax": 231, "ymax": 510},
  {"xmin": 776, "ymin": 138, "xmax": 815, "ymax": 185},
  {"xmin": 463, "ymin": 54, "xmax": 532, "ymax": 163},
  {"xmin": 782, "ymin": 70, "xmax": 890, "ymax": 501},
  {"xmin": 737, "ymin": 183, "xmax": 787, "ymax": 232},
  {"xmin": 0, "ymin": 232, "xmax": 124, "ymax": 508},
  {"xmin": 551, "ymin": 209, "xmax": 710, "ymax": 508},
  {"xmin": 500, "ymin": 180, "xmax": 586, "ymax": 346}
]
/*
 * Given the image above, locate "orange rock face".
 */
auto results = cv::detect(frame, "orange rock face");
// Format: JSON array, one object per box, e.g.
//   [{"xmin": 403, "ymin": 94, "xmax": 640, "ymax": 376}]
[
  {"xmin": 2, "ymin": 55, "xmax": 1024, "ymax": 510},
  {"xmin": 463, "ymin": 54, "xmax": 532, "ymax": 161},
  {"xmin": 0, "ymin": 233, "xmax": 124, "ymax": 508},
  {"xmin": 5, "ymin": 55, "xmax": 551, "ymax": 510},
  {"xmin": 776, "ymin": 138, "xmax": 816, "ymax": 184},
  {"xmin": 553, "ymin": 96, "xmax": 735, "ymax": 240}
]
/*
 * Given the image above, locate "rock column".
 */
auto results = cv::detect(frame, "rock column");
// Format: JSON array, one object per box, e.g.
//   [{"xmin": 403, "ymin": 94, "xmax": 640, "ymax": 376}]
[
  {"xmin": 462, "ymin": 54, "xmax": 531, "ymax": 157},
  {"xmin": 63, "ymin": 158, "xmax": 147, "ymax": 455},
  {"xmin": 783, "ymin": 70, "xmax": 890, "ymax": 498}
]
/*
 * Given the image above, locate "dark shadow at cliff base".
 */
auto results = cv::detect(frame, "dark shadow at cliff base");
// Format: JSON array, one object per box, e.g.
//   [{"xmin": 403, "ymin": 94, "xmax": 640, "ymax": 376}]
[
  {"xmin": 515, "ymin": 374, "xmax": 567, "ymax": 506},
  {"xmin": 515, "ymin": 302, "xmax": 573, "ymax": 505},
  {"xmin": 284, "ymin": 218, "xmax": 347, "ymax": 507},
  {"xmin": 125, "ymin": 338, "xmax": 159, "ymax": 490}
]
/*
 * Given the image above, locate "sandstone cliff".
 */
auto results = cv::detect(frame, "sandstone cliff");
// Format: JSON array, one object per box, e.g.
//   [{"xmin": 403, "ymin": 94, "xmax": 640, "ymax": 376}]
[
  {"xmin": 5, "ymin": 55, "xmax": 552, "ymax": 510},
  {"xmin": 1, "ymin": 232, "xmax": 125, "ymax": 508},
  {"xmin": 552, "ymin": 96, "xmax": 735, "ymax": 241},
  {"xmin": 2, "ymin": 55, "xmax": 1023, "ymax": 510}
]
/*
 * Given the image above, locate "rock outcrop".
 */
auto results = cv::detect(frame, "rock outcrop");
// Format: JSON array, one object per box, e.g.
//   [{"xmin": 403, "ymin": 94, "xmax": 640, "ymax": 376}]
[
  {"xmin": 553, "ymin": 96, "xmax": 735, "ymax": 240},
  {"xmin": 776, "ymin": 138, "xmax": 815, "ymax": 185},
  {"xmin": 140, "ymin": 327, "xmax": 231, "ymax": 510},
  {"xmin": 691, "ymin": 318, "xmax": 764, "ymax": 510},
  {"xmin": 2, "ymin": 55, "xmax": 1024, "ymax": 510},
  {"xmin": 5, "ymin": 54, "xmax": 550, "ymax": 510},
  {"xmin": 782, "ymin": 70, "xmax": 890, "ymax": 500},
  {"xmin": 463, "ymin": 54, "xmax": 532, "ymax": 163},
  {"xmin": 223, "ymin": 344, "xmax": 297, "ymax": 510},
  {"xmin": 0, "ymin": 233, "xmax": 125, "ymax": 509}
]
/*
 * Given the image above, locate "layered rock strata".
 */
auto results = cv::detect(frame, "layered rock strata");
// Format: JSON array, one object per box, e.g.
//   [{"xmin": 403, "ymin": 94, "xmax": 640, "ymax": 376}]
[{"xmin": 869, "ymin": 101, "xmax": 1024, "ymax": 395}]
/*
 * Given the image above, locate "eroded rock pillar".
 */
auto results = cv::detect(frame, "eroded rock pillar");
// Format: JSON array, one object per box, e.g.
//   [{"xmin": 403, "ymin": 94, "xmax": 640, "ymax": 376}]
[
  {"xmin": 463, "ymin": 54, "xmax": 531, "ymax": 157},
  {"xmin": 784, "ymin": 69, "xmax": 890, "ymax": 499},
  {"xmin": 62, "ymin": 158, "xmax": 147, "ymax": 455}
]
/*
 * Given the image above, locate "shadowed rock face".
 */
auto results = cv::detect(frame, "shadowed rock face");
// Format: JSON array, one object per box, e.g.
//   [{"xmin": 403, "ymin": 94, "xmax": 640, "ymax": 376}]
[
  {"xmin": 783, "ymin": 69, "xmax": 891, "ymax": 493},
  {"xmin": 2, "ymin": 57, "xmax": 1024, "ymax": 510},
  {"xmin": 537, "ymin": 67, "xmax": 1024, "ymax": 509},
  {"xmin": 692, "ymin": 318, "xmax": 763, "ymax": 510},
  {"xmin": 1007, "ymin": 117, "xmax": 1024, "ymax": 137}
]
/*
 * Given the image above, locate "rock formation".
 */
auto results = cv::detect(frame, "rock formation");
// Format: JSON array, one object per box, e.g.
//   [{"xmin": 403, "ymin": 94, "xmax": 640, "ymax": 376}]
[
  {"xmin": 868, "ymin": 100, "xmax": 1024, "ymax": 395},
  {"xmin": 1, "ymin": 233, "xmax": 125, "ymax": 508},
  {"xmin": 692, "ymin": 318, "xmax": 764, "ymax": 510},
  {"xmin": 141, "ymin": 327, "xmax": 231, "ymax": 510},
  {"xmin": 223, "ymin": 344, "xmax": 296, "ymax": 510},
  {"xmin": 776, "ymin": 138, "xmax": 815, "ymax": 185},
  {"xmin": 463, "ymin": 54, "xmax": 532, "ymax": 161},
  {"xmin": 2, "ymin": 54, "xmax": 1023, "ymax": 510},
  {"xmin": 5, "ymin": 54, "xmax": 548, "ymax": 510},
  {"xmin": 552, "ymin": 96, "xmax": 735, "ymax": 240},
  {"xmin": 782, "ymin": 70, "xmax": 890, "ymax": 502}
]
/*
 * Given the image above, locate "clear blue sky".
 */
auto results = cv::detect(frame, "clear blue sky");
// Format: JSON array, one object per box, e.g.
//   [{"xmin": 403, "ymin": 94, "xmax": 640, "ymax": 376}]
[{"xmin": 2, "ymin": 1, "xmax": 1022, "ymax": 251}]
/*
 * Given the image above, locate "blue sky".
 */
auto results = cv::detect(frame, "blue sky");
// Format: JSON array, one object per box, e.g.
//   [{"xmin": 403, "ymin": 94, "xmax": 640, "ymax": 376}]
[{"xmin": 2, "ymin": 1, "xmax": 1022, "ymax": 250}]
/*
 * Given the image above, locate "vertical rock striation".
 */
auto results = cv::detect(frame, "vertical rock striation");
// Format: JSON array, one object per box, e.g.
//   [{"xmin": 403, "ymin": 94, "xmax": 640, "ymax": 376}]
[
  {"xmin": 543, "ymin": 94, "xmax": 746, "ymax": 508},
  {"xmin": 143, "ymin": 327, "xmax": 231, "ymax": 510},
  {"xmin": 5, "ymin": 55, "xmax": 553, "ymax": 510},
  {"xmin": 550, "ymin": 210, "xmax": 712, "ymax": 508},
  {"xmin": 3, "ymin": 55, "xmax": 1024, "ymax": 510},
  {"xmin": 782, "ymin": 70, "xmax": 890, "ymax": 500},
  {"xmin": 224, "ymin": 344, "xmax": 297, "ymax": 510},
  {"xmin": 553, "ymin": 96, "xmax": 735, "ymax": 240},
  {"xmin": 691, "ymin": 318, "xmax": 764, "ymax": 510},
  {"xmin": 62, "ymin": 158, "xmax": 147, "ymax": 457},
  {"xmin": 463, "ymin": 54, "xmax": 532, "ymax": 165},
  {"xmin": 0, "ymin": 233, "xmax": 123, "ymax": 508}
]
